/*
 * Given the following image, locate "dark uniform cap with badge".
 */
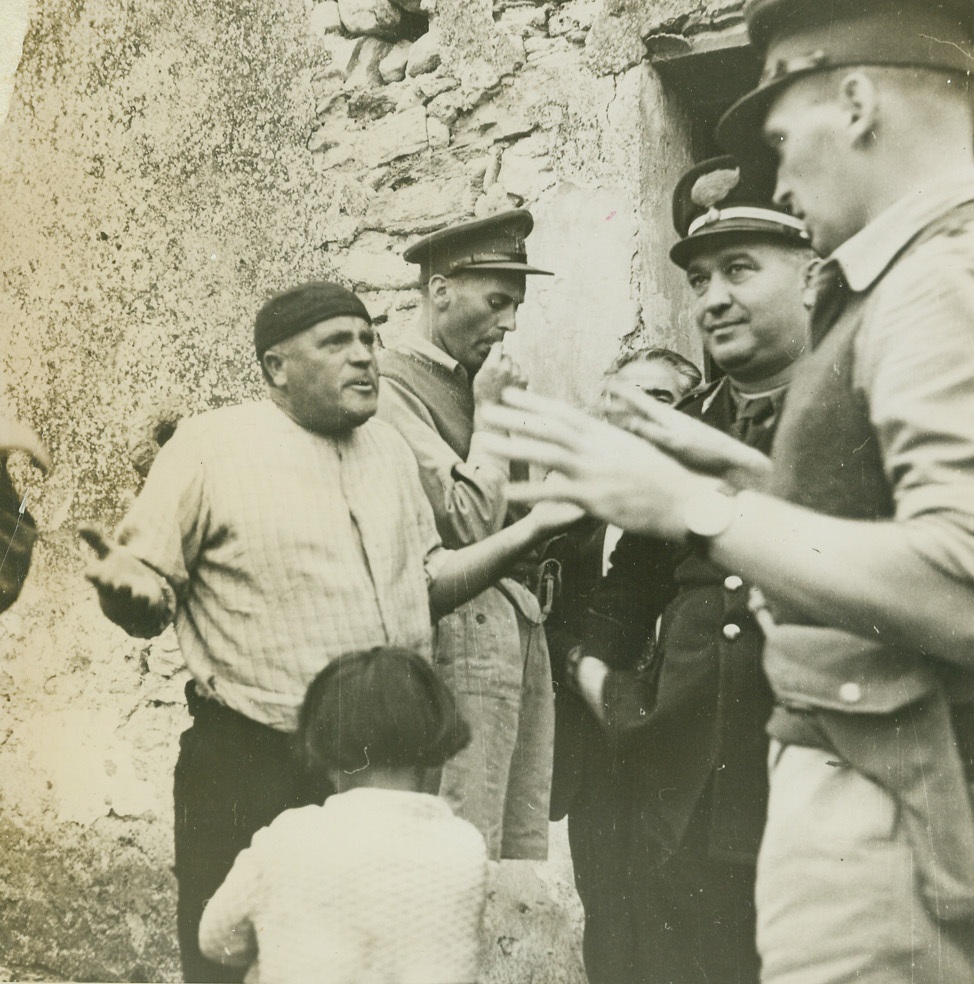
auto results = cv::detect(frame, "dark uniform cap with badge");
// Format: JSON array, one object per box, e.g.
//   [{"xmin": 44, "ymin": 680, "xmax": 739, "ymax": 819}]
[
  {"xmin": 403, "ymin": 209, "xmax": 553, "ymax": 283},
  {"xmin": 717, "ymin": 0, "xmax": 974, "ymax": 158},
  {"xmin": 669, "ymin": 155, "xmax": 810, "ymax": 268}
]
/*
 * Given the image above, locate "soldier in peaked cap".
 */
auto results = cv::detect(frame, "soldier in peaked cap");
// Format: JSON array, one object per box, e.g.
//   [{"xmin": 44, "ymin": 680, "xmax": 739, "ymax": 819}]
[
  {"xmin": 712, "ymin": 4, "xmax": 974, "ymax": 983},
  {"xmin": 472, "ymin": 2, "xmax": 974, "ymax": 981},
  {"xmin": 376, "ymin": 210, "xmax": 565, "ymax": 862},
  {"xmin": 555, "ymin": 157, "xmax": 811, "ymax": 984}
]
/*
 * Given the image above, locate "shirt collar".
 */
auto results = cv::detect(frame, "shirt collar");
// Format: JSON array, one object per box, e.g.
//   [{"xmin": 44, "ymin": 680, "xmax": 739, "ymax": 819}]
[
  {"xmin": 397, "ymin": 335, "xmax": 469, "ymax": 381},
  {"xmin": 831, "ymin": 167, "xmax": 974, "ymax": 293},
  {"xmin": 729, "ymin": 382, "xmax": 787, "ymax": 413},
  {"xmin": 700, "ymin": 376, "xmax": 787, "ymax": 416}
]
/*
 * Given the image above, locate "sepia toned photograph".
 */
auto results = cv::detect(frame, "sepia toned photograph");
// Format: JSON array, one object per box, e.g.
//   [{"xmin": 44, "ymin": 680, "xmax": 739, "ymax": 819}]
[{"xmin": 0, "ymin": 0, "xmax": 972, "ymax": 981}]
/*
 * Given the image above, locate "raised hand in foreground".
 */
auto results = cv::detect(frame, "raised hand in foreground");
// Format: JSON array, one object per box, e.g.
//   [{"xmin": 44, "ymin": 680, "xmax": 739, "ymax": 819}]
[
  {"xmin": 604, "ymin": 381, "xmax": 772, "ymax": 491},
  {"xmin": 479, "ymin": 387, "xmax": 721, "ymax": 540}
]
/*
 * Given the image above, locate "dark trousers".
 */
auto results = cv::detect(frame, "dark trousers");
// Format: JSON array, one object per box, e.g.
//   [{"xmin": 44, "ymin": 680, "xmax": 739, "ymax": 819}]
[
  {"xmin": 570, "ymin": 793, "xmax": 760, "ymax": 984},
  {"xmin": 173, "ymin": 683, "xmax": 319, "ymax": 983}
]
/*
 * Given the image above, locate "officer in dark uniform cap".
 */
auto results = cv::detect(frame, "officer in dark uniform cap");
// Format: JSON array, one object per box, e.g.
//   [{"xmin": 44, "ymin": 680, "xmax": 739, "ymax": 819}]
[
  {"xmin": 669, "ymin": 154, "xmax": 809, "ymax": 268},
  {"xmin": 375, "ymin": 210, "xmax": 563, "ymax": 864},
  {"xmin": 558, "ymin": 155, "xmax": 811, "ymax": 984}
]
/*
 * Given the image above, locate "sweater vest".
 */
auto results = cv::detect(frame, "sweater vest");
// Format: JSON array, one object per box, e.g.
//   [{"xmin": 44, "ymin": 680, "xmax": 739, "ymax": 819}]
[
  {"xmin": 766, "ymin": 208, "xmax": 974, "ymax": 714},
  {"xmin": 378, "ymin": 348, "xmax": 474, "ymax": 460}
]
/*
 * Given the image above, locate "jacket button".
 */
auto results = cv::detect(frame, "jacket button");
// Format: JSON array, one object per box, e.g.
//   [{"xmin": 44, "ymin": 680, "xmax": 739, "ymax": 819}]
[
  {"xmin": 722, "ymin": 623, "xmax": 742, "ymax": 641},
  {"xmin": 475, "ymin": 613, "xmax": 487, "ymax": 624},
  {"xmin": 723, "ymin": 575, "xmax": 744, "ymax": 592},
  {"xmin": 839, "ymin": 682, "xmax": 862, "ymax": 704}
]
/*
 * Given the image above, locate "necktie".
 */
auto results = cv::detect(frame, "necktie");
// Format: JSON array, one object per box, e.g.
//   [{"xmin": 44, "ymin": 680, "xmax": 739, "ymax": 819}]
[{"xmin": 730, "ymin": 395, "xmax": 777, "ymax": 448}]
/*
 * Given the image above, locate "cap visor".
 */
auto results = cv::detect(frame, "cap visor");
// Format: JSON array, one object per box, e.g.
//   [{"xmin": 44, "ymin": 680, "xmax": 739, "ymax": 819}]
[
  {"xmin": 716, "ymin": 76, "xmax": 790, "ymax": 163},
  {"xmin": 456, "ymin": 260, "xmax": 554, "ymax": 276},
  {"xmin": 669, "ymin": 222, "xmax": 808, "ymax": 268}
]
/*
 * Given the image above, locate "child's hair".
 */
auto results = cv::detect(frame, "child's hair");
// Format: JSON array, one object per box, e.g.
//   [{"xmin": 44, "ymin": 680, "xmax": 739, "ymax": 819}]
[{"xmin": 296, "ymin": 647, "xmax": 471, "ymax": 790}]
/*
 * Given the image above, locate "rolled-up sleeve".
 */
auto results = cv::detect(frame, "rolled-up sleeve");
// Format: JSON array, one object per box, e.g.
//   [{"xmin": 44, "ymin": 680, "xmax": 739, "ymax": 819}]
[
  {"xmin": 855, "ymin": 235, "xmax": 974, "ymax": 582},
  {"xmin": 377, "ymin": 377, "xmax": 508, "ymax": 546}
]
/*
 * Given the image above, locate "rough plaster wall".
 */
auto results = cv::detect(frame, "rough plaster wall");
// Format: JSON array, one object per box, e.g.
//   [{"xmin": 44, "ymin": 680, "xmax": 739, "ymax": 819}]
[{"xmin": 0, "ymin": 0, "xmax": 737, "ymax": 979}]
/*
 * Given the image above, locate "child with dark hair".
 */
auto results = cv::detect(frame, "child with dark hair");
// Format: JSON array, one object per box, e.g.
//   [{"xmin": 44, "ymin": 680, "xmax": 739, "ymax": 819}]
[{"xmin": 199, "ymin": 647, "xmax": 488, "ymax": 984}]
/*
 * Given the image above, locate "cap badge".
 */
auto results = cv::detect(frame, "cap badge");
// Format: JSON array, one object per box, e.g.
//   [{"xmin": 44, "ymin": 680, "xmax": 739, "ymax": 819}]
[
  {"xmin": 690, "ymin": 167, "xmax": 741, "ymax": 228},
  {"xmin": 690, "ymin": 167, "xmax": 741, "ymax": 212},
  {"xmin": 765, "ymin": 50, "xmax": 828, "ymax": 84}
]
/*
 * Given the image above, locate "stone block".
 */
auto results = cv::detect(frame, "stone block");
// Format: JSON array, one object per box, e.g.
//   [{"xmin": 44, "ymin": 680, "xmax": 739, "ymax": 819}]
[
  {"xmin": 316, "ymin": 32, "xmax": 359, "ymax": 81},
  {"xmin": 345, "ymin": 36, "xmax": 394, "ymax": 89},
  {"xmin": 315, "ymin": 89, "xmax": 344, "ymax": 118},
  {"xmin": 427, "ymin": 116, "xmax": 451, "ymax": 147},
  {"xmin": 309, "ymin": 0, "xmax": 342, "ymax": 36},
  {"xmin": 480, "ymin": 147, "xmax": 502, "ymax": 190},
  {"xmin": 365, "ymin": 172, "xmax": 473, "ymax": 234},
  {"xmin": 347, "ymin": 87, "xmax": 398, "ymax": 119},
  {"xmin": 338, "ymin": 0, "xmax": 403, "ymax": 38},
  {"xmin": 406, "ymin": 30, "xmax": 442, "ymax": 76},
  {"xmin": 475, "ymin": 183, "xmax": 519, "ymax": 217},
  {"xmin": 342, "ymin": 246, "xmax": 415, "ymax": 290},
  {"xmin": 452, "ymin": 100, "xmax": 535, "ymax": 152},
  {"xmin": 497, "ymin": 137, "xmax": 556, "ymax": 201},
  {"xmin": 416, "ymin": 73, "xmax": 460, "ymax": 103},
  {"xmin": 308, "ymin": 118, "xmax": 348, "ymax": 153},
  {"xmin": 548, "ymin": 0, "xmax": 598, "ymax": 37},
  {"xmin": 362, "ymin": 104, "xmax": 429, "ymax": 166},
  {"xmin": 395, "ymin": 80, "xmax": 425, "ymax": 110},
  {"xmin": 496, "ymin": 4, "xmax": 548, "ymax": 38},
  {"xmin": 379, "ymin": 39, "xmax": 412, "ymax": 83}
]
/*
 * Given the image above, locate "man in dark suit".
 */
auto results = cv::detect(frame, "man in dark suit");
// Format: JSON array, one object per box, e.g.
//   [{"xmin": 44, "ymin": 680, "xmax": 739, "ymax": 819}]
[
  {"xmin": 542, "ymin": 346, "xmax": 701, "ymax": 917},
  {"xmin": 563, "ymin": 157, "xmax": 814, "ymax": 984}
]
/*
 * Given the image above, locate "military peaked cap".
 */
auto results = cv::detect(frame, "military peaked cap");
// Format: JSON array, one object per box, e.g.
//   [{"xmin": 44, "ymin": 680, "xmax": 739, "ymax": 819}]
[
  {"xmin": 669, "ymin": 155, "xmax": 809, "ymax": 268},
  {"xmin": 717, "ymin": 0, "xmax": 974, "ymax": 156},
  {"xmin": 403, "ymin": 209, "xmax": 553, "ymax": 282}
]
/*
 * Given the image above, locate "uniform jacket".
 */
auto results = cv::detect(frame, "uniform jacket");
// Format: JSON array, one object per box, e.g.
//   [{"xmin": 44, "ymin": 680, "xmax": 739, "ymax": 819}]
[
  {"xmin": 543, "ymin": 515, "xmax": 612, "ymax": 822},
  {"xmin": 580, "ymin": 378, "xmax": 777, "ymax": 862}
]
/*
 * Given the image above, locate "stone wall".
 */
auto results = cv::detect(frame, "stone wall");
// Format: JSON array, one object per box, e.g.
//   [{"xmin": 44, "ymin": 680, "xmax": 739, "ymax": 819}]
[{"xmin": 0, "ymin": 0, "xmax": 741, "ymax": 979}]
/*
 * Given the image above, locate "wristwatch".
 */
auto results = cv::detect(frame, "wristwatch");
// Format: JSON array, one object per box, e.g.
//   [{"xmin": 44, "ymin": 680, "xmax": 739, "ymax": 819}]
[{"xmin": 683, "ymin": 482, "xmax": 740, "ymax": 558}]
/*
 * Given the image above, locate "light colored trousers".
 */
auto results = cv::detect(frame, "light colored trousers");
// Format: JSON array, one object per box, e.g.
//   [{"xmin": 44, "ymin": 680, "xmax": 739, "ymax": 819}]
[
  {"xmin": 433, "ymin": 583, "xmax": 554, "ymax": 861},
  {"xmin": 757, "ymin": 742, "xmax": 974, "ymax": 984}
]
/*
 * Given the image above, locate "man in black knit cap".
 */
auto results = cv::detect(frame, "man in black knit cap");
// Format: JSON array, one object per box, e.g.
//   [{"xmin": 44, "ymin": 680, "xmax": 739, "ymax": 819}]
[{"xmin": 81, "ymin": 280, "xmax": 574, "ymax": 982}]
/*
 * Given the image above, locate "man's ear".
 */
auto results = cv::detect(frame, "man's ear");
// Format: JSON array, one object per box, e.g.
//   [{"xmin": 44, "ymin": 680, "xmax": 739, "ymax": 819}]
[
  {"xmin": 427, "ymin": 274, "xmax": 452, "ymax": 312},
  {"xmin": 262, "ymin": 348, "xmax": 287, "ymax": 388},
  {"xmin": 839, "ymin": 71, "xmax": 880, "ymax": 148}
]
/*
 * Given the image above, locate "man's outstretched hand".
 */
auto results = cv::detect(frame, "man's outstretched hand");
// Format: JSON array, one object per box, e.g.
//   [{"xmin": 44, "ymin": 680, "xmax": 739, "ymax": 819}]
[
  {"xmin": 79, "ymin": 525, "xmax": 174, "ymax": 638},
  {"xmin": 605, "ymin": 382, "xmax": 773, "ymax": 491},
  {"xmin": 480, "ymin": 388, "xmax": 718, "ymax": 539}
]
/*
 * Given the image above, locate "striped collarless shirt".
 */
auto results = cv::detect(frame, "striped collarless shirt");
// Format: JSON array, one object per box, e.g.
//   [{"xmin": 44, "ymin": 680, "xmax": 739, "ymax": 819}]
[{"xmin": 118, "ymin": 400, "xmax": 445, "ymax": 731}]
